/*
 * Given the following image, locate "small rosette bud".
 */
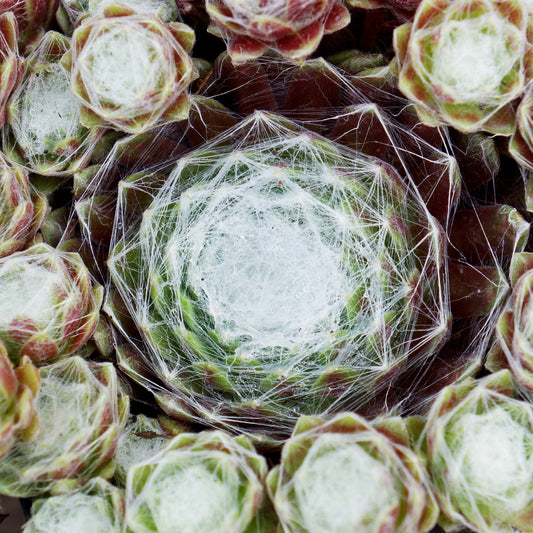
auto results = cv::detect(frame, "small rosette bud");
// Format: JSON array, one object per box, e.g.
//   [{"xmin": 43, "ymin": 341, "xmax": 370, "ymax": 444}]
[
  {"xmin": 423, "ymin": 370, "xmax": 533, "ymax": 532},
  {"xmin": 394, "ymin": 0, "xmax": 533, "ymax": 134},
  {"xmin": 206, "ymin": 0, "xmax": 350, "ymax": 64},
  {"xmin": 0, "ymin": 242, "xmax": 103, "ymax": 364},
  {"xmin": 23, "ymin": 477, "xmax": 125, "ymax": 533},
  {"xmin": 0, "ymin": 356, "xmax": 129, "ymax": 497},
  {"xmin": 125, "ymin": 431, "xmax": 269, "ymax": 533},
  {"xmin": 267, "ymin": 412, "xmax": 438, "ymax": 532},
  {"xmin": 113, "ymin": 413, "xmax": 186, "ymax": 487},
  {"xmin": 68, "ymin": 5, "xmax": 195, "ymax": 133},
  {"xmin": 3, "ymin": 31, "xmax": 103, "ymax": 176}
]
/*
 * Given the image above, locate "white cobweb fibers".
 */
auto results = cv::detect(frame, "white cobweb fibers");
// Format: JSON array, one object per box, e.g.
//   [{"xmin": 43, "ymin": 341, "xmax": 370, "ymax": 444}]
[{"xmin": 108, "ymin": 111, "xmax": 450, "ymax": 436}]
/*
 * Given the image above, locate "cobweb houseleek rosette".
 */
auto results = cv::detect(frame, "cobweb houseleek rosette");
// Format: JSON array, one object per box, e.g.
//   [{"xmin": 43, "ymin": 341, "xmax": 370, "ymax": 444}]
[
  {"xmin": 65, "ymin": 4, "xmax": 195, "ymax": 134},
  {"xmin": 0, "ymin": 356, "xmax": 129, "ymax": 497},
  {"xmin": 393, "ymin": 0, "xmax": 533, "ymax": 134},
  {"xmin": 3, "ymin": 31, "xmax": 102, "ymax": 176},
  {"xmin": 23, "ymin": 477, "xmax": 125, "ymax": 533},
  {"xmin": 0, "ymin": 155, "xmax": 47, "ymax": 258},
  {"xmin": 125, "ymin": 430, "xmax": 274, "ymax": 533},
  {"xmin": 0, "ymin": 242, "xmax": 103, "ymax": 365},
  {"xmin": 206, "ymin": 0, "xmax": 350, "ymax": 64},
  {"xmin": 510, "ymin": 84, "xmax": 533, "ymax": 171},
  {"xmin": 421, "ymin": 369, "xmax": 533, "ymax": 533},
  {"xmin": 487, "ymin": 253, "xmax": 533, "ymax": 391},
  {"xmin": 267, "ymin": 412, "xmax": 438, "ymax": 533},
  {"xmin": 107, "ymin": 112, "xmax": 450, "ymax": 440},
  {"xmin": 56, "ymin": 0, "xmax": 179, "ymax": 35}
]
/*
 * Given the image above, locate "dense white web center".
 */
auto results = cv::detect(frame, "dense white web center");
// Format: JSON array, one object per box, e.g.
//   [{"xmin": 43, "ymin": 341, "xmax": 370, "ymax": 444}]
[
  {"xmin": 0, "ymin": 262, "xmax": 63, "ymax": 327},
  {"xmin": 428, "ymin": 16, "xmax": 523, "ymax": 102},
  {"xmin": 141, "ymin": 455, "xmax": 240, "ymax": 533},
  {"xmin": 178, "ymin": 186, "xmax": 350, "ymax": 355},
  {"xmin": 12, "ymin": 63, "xmax": 83, "ymax": 158},
  {"xmin": 293, "ymin": 435, "xmax": 399, "ymax": 533},
  {"xmin": 29, "ymin": 493, "xmax": 117, "ymax": 533},
  {"xmin": 78, "ymin": 25, "xmax": 171, "ymax": 108},
  {"xmin": 448, "ymin": 407, "xmax": 533, "ymax": 511}
]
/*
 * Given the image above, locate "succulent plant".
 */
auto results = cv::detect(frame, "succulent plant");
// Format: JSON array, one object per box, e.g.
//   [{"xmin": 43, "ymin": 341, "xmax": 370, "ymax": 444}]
[
  {"xmin": 267, "ymin": 412, "xmax": 438, "ymax": 532},
  {"xmin": 125, "ymin": 430, "xmax": 271, "ymax": 533},
  {"xmin": 2, "ymin": 30, "xmax": 104, "ymax": 176},
  {"xmin": 0, "ymin": 344, "xmax": 39, "ymax": 459},
  {"xmin": 0, "ymin": 155, "xmax": 47, "ymax": 258},
  {"xmin": 510, "ymin": 84, "xmax": 533, "ymax": 171},
  {"xmin": 487, "ymin": 252, "xmax": 533, "ymax": 391},
  {"xmin": 107, "ymin": 111, "xmax": 450, "ymax": 441},
  {"xmin": 23, "ymin": 477, "xmax": 125, "ymax": 533},
  {"xmin": 0, "ymin": 242, "xmax": 103, "ymax": 365},
  {"xmin": 113, "ymin": 413, "xmax": 186, "ymax": 487},
  {"xmin": 393, "ymin": 0, "xmax": 533, "ymax": 134},
  {"xmin": 205, "ymin": 0, "xmax": 351, "ymax": 63},
  {"xmin": 56, "ymin": 0, "xmax": 180, "ymax": 34},
  {"xmin": 65, "ymin": 4, "xmax": 196, "ymax": 134},
  {"xmin": 420, "ymin": 369, "xmax": 533, "ymax": 532},
  {"xmin": 0, "ymin": 356, "xmax": 129, "ymax": 497}
]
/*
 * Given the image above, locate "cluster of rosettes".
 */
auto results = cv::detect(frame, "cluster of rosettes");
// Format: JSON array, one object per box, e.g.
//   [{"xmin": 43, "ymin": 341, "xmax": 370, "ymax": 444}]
[{"xmin": 2, "ymin": 0, "xmax": 533, "ymax": 532}]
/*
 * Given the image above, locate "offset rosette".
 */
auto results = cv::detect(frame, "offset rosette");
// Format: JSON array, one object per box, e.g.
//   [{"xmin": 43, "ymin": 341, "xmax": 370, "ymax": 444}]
[
  {"xmin": 422, "ymin": 370, "xmax": 533, "ymax": 532},
  {"xmin": 267, "ymin": 413, "xmax": 438, "ymax": 532},
  {"xmin": 0, "ymin": 155, "xmax": 47, "ymax": 258},
  {"xmin": 108, "ymin": 112, "xmax": 450, "ymax": 440},
  {"xmin": 67, "ymin": 4, "xmax": 195, "ymax": 134},
  {"xmin": 206, "ymin": 0, "xmax": 350, "ymax": 63},
  {"xmin": 3, "ymin": 31, "xmax": 102, "ymax": 176},
  {"xmin": 0, "ymin": 344, "xmax": 39, "ymax": 459},
  {"xmin": 23, "ymin": 478, "xmax": 125, "ymax": 533},
  {"xmin": 57, "ymin": 0, "xmax": 180, "ymax": 34},
  {"xmin": 488, "ymin": 253, "xmax": 533, "ymax": 391},
  {"xmin": 125, "ymin": 431, "xmax": 272, "ymax": 533},
  {"xmin": 0, "ymin": 356, "xmax": 129, "ymax": 497},
  {"xmin": 393, "ymin": 0, "xmax": 533, "ymax": 134},
  {"xmin": 0, "ymin": 243, "xmax": 103, "ymax": 364},
  {"xmin": 510, "ymin": 85, "xmax": 533, "ymax": 171}
]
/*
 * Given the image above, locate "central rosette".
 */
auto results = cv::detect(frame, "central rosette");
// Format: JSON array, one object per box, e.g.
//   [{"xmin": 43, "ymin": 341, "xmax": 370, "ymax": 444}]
[{"xmin": 109, "ymin": 114, "xmax": 450, "ymax": 435}]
